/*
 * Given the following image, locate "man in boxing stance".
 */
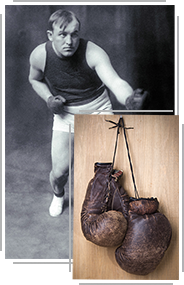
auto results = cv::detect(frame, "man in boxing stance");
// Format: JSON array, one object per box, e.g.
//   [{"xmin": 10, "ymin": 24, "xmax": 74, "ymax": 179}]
[{"xmin": 29, "ymin": 9, "xmax": 147, "ymax": 217}]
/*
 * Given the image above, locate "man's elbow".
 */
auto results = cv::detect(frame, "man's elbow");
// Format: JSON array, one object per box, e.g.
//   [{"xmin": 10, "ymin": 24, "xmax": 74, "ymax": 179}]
[
  {"xmin": 28, "ymin": 74, "xmax": 41, "ymax": 87},
  {"xmin": 28, "ymin": 74, "xmax": 33, "ymax": 86},
  {"xmin": 28, "ymin": 76, "xmax": 39, "ymax": 92}
]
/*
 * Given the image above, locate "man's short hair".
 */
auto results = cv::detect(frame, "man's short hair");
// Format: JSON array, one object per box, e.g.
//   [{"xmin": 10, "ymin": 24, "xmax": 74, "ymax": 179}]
[{"xmin": 48, "ymin": 9, "xmax": 80, "ymax": 31}]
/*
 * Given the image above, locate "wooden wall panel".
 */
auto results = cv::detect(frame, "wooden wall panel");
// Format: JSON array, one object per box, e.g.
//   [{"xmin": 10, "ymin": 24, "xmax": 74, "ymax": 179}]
[{"xmin": 73, "ymin": 115, "xmax": 179, "ymax": 280}]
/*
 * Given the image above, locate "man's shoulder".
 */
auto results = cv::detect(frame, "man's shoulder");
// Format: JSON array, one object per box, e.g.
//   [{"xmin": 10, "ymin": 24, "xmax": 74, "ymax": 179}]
[
  {"xmin": 86, "ymin": 41, "xmax": 109, "ymax": 69},
  {"xmin": 29, "ymin": 42, "xmax": 47, "ymax": 71},
  {"xmin": 86, "ymin": 41, "xmax": 107, "ymax": 57},
  {"xmin": 86, "ymin": 40, "xmax": 98, "ymax": 50}
]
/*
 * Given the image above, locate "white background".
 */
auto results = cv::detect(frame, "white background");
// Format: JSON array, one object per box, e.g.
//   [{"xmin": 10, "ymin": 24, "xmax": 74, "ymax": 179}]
[{"xmin": 1, "ymin": 1, "xmax": 183, "ymax": 284}]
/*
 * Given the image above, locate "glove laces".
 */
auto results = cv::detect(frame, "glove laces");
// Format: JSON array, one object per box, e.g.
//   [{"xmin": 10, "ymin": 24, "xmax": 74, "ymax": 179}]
[{"xmin": 106, "ymin": 116, "xmax": 139, "ymax": 199}]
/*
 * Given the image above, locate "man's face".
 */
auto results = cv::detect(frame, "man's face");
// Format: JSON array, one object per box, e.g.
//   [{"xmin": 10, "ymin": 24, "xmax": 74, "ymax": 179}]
[{"xmin": 48, "ymin": 17, "xmax": 80, "ymax": 58}]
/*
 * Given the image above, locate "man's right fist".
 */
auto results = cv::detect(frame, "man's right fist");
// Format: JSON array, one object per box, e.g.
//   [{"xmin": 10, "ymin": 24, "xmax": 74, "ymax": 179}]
[{"xmin": 47, "ymin": 95, "xmax": 66, "ymax": 114}]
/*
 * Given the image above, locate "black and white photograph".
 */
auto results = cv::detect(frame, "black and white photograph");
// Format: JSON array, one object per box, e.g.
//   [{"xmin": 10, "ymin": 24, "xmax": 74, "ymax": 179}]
[{"xmin": 5, "ymin": 4, "xmax": 175, "ymax": 260}]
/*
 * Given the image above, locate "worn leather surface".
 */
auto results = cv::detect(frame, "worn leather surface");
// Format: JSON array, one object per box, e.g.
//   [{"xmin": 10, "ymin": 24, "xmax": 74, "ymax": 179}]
[
  {"xmin": 81, "ymin": 162, "xmax": 129, "ymax": 247},
  {"xmin": 129, "ymin": 197, "xmax": 159, "ymax": 215},
  {"xmin": 115, "ymin": 198, "xmax": 172, "ymax": 275}
]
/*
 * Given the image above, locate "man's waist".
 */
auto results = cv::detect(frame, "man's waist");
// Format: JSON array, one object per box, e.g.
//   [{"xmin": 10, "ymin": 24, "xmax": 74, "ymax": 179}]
[{"xmin": 54, "ymin": 85, "xmax": 105, "ymax": 106}]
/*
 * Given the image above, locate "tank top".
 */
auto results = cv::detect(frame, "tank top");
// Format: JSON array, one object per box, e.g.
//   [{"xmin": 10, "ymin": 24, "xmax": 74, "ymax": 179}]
[{"xmin": 44, "ymin": 39, "xmax": 105, "ymax": 106}]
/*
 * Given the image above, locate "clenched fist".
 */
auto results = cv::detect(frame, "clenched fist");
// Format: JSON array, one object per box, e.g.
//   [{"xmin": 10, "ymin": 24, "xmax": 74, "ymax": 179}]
[
  {"xmin": 47, "ymin": 95, "xmax": 66, "ymax": 114},
  {"xmin": 125, "ymin": 88, "xmax": 150, "ymax": 110}
]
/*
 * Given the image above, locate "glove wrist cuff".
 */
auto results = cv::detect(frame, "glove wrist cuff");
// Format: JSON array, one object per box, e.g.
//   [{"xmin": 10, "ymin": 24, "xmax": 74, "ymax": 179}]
[{"xmin": 125, "ymin": 95, "xmax": 132, "ymax": 110}]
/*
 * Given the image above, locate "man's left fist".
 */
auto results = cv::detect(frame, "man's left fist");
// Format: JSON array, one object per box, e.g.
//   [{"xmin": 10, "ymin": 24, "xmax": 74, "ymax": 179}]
[{"xmin": 125, "ymin": 88, "xmax": 150, "ymax": 110}]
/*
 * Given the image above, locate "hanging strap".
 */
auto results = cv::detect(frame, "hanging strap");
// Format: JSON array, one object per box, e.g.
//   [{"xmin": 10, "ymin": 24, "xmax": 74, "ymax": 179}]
[{"xmin": 106, "ymin": 116, "xmax": 139, "ymax": 199}]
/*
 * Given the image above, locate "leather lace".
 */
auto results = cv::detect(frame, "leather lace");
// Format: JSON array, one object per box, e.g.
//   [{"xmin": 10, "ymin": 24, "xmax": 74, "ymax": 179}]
[{"xmin": 106, "ymin": 116, "xmax": 139, "ymax": 199}]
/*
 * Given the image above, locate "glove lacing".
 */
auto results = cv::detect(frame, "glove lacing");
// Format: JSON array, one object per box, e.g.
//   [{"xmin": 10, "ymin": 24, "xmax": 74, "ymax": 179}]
[{"xmin": 106, "ymin": 116, "xmax": 140, "ymax": 200}]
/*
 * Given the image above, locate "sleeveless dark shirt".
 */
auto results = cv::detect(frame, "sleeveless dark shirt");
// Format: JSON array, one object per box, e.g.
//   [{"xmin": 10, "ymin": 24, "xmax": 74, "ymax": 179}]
[{"xmin": 44, "ymin": 39, "xmax": 105, "ymax": 106}]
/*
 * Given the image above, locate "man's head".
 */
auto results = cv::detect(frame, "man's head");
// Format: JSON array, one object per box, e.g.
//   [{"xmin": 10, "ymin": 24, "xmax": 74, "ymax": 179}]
[{"xmin": 47, "ymin": 10, "xmax": 80, "ymax": 58}]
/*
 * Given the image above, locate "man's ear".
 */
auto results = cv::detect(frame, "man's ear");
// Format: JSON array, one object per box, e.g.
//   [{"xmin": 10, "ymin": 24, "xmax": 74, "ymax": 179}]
[{"xmin": 47, "ymin": 30, "xmax": 53, "ymax": 41}]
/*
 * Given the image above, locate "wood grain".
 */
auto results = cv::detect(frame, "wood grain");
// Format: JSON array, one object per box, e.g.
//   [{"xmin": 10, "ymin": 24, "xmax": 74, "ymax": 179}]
[{"xmin": 73, "ymin": 115, "xmax": 179, "ymax": 280}]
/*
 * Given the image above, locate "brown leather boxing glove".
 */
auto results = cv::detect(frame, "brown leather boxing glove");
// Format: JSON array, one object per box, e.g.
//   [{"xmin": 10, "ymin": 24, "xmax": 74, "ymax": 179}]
[
  {"xmin": 81, "ymin": 162, "xmax": 129, "ymax": 247},
  {"xmin": 115, "ymin": 197, "xmax": 172, "ymax": 275}
]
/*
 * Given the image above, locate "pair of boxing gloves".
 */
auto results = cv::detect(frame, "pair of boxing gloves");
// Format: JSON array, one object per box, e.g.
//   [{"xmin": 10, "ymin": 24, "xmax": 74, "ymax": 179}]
[
  {"xmin": 81, "ymin": 163, "xmax": 172, "ymax": 275},
  {"xmin": 47, "ymin": 88, "xmax": 150, "ymax": 113}
]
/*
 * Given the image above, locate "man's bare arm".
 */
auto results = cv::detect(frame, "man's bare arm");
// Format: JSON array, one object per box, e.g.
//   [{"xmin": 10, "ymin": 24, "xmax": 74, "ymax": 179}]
[
  {"xmin": 86, "ymin": 41, "xmax": 133, "ymax": 105},
  {"xmin": 28, "ymin": 44, "xmax": 53, "ymax": 102}
]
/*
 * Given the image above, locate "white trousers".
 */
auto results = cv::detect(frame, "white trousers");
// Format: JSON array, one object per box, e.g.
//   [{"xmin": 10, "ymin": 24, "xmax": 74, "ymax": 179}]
[{"xmin": 52, "ymin": 89, "xmax": 113, "ymax": 133}]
